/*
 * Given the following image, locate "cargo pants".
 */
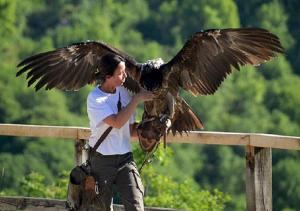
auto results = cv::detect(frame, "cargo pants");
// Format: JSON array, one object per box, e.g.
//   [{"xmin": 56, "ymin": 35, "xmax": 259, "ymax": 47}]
[{"xmin": 90, "ymin": 152, "xmax": 144, "ymax": 211}]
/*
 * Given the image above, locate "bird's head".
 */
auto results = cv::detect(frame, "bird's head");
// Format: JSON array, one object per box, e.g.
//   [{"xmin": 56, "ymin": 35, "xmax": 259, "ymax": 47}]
[{"xmin": 139, "ymin": 58, "xmax": 164, "ymax": 92}]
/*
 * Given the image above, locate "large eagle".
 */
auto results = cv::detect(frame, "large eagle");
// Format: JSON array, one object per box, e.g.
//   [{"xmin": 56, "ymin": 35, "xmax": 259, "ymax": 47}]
[{"xmin": 17, "ymin": 28, "xmax": 284, "ymax": 151}]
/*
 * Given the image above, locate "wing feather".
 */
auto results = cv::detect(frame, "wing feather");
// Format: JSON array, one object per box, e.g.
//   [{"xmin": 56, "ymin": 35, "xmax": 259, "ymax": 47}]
[
  {"xmin": 17, "ymin": 41, "xmax": 139, "ymax": 91},
  {"xmin": 162, "ymin": 28, "xmax": 284, "ymax": 95},
  {"xmin": 123, "ymin": 75, "xmax": 141, "ymax": 93}
]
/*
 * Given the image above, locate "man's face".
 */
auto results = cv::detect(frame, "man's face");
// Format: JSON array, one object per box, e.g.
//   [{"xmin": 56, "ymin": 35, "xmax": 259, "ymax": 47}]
[{"xmin": 106, "ymin": 62, "xmax": 127, "ymax": 87}]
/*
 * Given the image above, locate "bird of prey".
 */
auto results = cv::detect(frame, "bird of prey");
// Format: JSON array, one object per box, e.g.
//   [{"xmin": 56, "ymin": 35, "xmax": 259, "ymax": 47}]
[{"xmin": 16, "ymin": 28, "xmax": 284, "ymax": 152}]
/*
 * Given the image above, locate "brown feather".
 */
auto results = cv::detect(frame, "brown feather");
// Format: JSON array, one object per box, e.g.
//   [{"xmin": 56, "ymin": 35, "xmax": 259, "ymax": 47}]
[
  {"xmin": 16, "ymin": 27, "xmax": 284, "ymax": 137},
  {"xmin": 162, "ymin": 27, "xmax": 284, "ymax": 96},
  {"xmin": 17, "ymin": 41, "xmax": 140, "ymax": 91}
]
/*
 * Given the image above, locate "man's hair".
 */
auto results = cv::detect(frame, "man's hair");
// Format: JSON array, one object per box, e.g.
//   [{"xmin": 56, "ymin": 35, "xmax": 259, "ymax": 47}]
[{"xmin": 96, "ymin": 53, "xmax": 125, "ymax": 84}]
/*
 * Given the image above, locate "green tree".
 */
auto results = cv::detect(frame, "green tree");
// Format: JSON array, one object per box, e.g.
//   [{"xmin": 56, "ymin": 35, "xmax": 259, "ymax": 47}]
[
  {"xmin": 280, "ymin": 0, "xmax": 300, "ymax": 75},
  {"xmin": 273, "ymin": 158, "xmax": 300, "ymax": 211},
  {"xmin": 256, "ymin": 0, "xmax": 295, "ymax": 51}
]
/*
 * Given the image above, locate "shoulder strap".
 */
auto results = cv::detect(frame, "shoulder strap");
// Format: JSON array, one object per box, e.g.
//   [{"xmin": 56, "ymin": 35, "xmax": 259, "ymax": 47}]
[
  {"xmin": 90, "ymin": 91, "xmax": 122, "ymax": 154},
  {"xmin": 90, "ymin": 126, "xmax": 112, "ymax": 154}
]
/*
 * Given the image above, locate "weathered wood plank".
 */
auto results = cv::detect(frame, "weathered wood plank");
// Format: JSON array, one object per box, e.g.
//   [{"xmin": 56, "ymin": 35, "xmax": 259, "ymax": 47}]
[
  {"xmin": 246, "ymin": 146, "xmax": 272, "ymax": 211},
  {"xmin": 166, "ymin": 131, "xmax": 250, "ymax": 146},
  {"xmin": 74, "ymin": 139, "xmax": 89, "ymax": 165},
  {"xmin": 0, "ymin": 196, "xmax": 182, "ymax": 211},
  {"xmin": 77, "ymin": 127, "xmax": 91, "ymax": 139},
  {"xmin": 0, "ymin": 124, "xmax": 80, "ymax": 139},
  {"xmin": 1, "ymin": 124, "xmax": 300, "ymax": 150},
  {"xmin": 0, "ymin": 196, "xmax": 66, "ymax": 211},
  {"xmin": 250, "ymin": 134, "xmax": 300, "ymax": 150}
]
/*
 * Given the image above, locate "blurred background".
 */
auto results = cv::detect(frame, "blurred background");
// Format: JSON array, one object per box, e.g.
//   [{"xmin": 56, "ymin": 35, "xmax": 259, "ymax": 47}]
[{"xmin": 0, "ymin": 0, "xmax": 299, "ymax": 210}]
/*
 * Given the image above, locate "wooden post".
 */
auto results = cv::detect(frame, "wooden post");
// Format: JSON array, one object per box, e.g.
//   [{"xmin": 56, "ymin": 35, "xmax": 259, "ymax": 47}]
[
  {"xmin": 246, "ymin": 146, "xmax": 272, "ymax": 211},
  {"xmin": 74, "ymin": 139, "xmax": 88, "ymax": 165}
]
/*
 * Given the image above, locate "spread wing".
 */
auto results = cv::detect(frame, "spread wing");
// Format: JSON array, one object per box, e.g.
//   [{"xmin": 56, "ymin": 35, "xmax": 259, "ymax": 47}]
[
  {"xmin": 123, "ymin": 75, "xmax": 141, "ymax": 93},
  {"xmin": 16, "ymin": 41, "xmax": 140, "ymax": 91},
  {"xmin": 162, "ymin": 28, "xmax": 284, "ymax": 95}
]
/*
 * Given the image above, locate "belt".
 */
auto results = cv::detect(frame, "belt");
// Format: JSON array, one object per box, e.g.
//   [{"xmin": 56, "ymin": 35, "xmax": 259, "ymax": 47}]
[{"xmin": 93, "ymin": 151, "xmax": 132, "ymax": 158}]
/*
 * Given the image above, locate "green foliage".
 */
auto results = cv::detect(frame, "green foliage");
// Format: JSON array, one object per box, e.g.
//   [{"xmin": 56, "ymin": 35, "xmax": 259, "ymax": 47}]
[
  {"xmin": 256, "ymin": 0, "xmax": 295, "ymax": 50},
  {"xmin": 19, "ymin": 171, "xmax": 68, "ymax": 199},
  {"xmin": 280, "ymin": 0, "xmax": 300, "ymax": 75},
  {"xmin": 0, "ymin": 171, "xmax": 68, "ymax": 198},
  {"xmin": 144, "ymin": 175, "xmax": 230, "ymax": 211},
  {"xmin": 0, "ymin": 137, "xmax": 74, "ymax": 191},
  {"xmin": 273, "ymin": 159, "xmax": 300, "ymax": 211},
  {"xmin": 0, "ymin": 0, "xmax": 17, "ymax": 37},
  {"xmin": 133, "ymin": 144, "xmax": 230, "ymax": 210}
]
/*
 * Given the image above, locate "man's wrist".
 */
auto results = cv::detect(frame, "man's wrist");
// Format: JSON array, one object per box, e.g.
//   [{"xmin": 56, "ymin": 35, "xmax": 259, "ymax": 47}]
[{"xmin": 131, "ymin": 95, "xmax": 140, "ymax": 106}]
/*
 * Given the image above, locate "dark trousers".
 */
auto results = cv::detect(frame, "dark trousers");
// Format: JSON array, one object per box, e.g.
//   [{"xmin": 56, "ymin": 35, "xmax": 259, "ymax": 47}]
[{"xmin": 90, "ymin": 152, "xmax": 144, "ymax": 211}]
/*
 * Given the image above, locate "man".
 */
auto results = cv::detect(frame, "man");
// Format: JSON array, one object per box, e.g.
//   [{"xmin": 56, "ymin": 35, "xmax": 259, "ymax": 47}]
[{"xmin": 87, "ymin": 53, "xmax": 154, "ymax": 211}]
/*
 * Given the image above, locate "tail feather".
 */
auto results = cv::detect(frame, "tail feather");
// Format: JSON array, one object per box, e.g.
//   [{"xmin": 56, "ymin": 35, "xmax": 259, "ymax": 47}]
[{"xmin": 170, "ymin": 98, "xmax": 204, "ymax": 135}]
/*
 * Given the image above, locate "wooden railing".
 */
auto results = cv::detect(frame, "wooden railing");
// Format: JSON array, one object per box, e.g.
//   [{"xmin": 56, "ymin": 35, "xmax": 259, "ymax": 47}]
[{"xmin": 1, "ymin": 123, "xmax": 300, "ymax": 211}]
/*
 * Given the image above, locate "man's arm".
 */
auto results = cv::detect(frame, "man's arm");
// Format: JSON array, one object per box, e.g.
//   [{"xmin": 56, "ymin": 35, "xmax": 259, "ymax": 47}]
[{"xmin": 103, "ymin": 89, "xmax": 153, "ymax": 129}]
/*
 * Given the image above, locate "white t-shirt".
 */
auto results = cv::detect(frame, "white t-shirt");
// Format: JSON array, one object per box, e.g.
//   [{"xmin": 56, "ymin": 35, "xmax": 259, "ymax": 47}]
[{"xmin": 87, "ymin": 86, "xmax": 135, "ymax": 155}]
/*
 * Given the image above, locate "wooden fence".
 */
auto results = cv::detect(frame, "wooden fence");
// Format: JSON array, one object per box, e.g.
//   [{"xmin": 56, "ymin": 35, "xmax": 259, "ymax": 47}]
[{"xmin": 0, "ymin": 123, "xmax": 300, "ymax": 211}]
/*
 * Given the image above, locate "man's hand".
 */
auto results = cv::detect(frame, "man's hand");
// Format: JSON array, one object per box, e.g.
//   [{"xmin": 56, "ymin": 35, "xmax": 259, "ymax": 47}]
[
  {"xmin": 132, "ymin": 88, "xmax": 155, "ymax": 104},
  {"xmin": 104, "ymin": 88, "xmax": 154, "ymax": 129}
]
